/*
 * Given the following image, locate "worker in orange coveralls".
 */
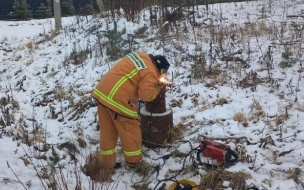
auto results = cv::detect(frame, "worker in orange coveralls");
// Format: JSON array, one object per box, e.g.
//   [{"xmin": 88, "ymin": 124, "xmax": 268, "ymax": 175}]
[{"xmin": 91, "ymin": 52, "xmax": 170, "ymax": 169}]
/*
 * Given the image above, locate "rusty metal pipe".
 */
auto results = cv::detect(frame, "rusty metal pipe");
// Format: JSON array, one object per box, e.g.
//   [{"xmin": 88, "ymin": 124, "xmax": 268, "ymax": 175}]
[
  {"xmin": 139, "ymin": 85, "xmax": 173, "ymax": 148},
  {"xmin": 144, "ymin": 85, "xmax": 166, "ymax": 113}
]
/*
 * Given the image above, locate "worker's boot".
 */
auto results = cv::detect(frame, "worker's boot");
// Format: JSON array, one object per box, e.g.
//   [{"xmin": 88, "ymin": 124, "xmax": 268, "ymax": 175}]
[{"xmin": 114, "ymin": 162, "xmax": 122, "ymax": 169}]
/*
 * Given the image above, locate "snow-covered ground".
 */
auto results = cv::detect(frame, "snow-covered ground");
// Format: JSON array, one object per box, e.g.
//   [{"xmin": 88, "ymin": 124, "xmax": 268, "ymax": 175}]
[{"xmin": 1, "ymin": 0, "xmax": 304, "ymax": 189}]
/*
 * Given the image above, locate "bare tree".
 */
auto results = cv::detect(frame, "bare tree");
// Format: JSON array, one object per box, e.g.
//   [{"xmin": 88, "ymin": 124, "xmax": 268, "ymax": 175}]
[{"xmin": 96, "ymin": 0, "xmax": 105, "ymax": 12}]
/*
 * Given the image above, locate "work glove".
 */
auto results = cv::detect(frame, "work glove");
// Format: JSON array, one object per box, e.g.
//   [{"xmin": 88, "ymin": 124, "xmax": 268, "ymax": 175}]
[
  {"xmin": 156, "ymin": 84, "xmax": 163, "ymax": 94},
  {"xmin": 158, "ymin": 74, "xmax": 172, "ymax": 91},
  {"xmin": 148, "ymin": 84, "xmax": 162, "ymax": 101}
]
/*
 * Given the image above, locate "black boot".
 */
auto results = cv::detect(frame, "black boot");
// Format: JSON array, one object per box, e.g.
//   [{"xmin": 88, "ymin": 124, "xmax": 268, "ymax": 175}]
[{"xmin": 114, "ymin": 162, "xmax": 122, "ymax": 169}]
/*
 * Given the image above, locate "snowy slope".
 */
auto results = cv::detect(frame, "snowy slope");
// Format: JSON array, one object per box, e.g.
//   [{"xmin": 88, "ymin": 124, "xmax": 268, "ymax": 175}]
[{"xmin": 1, "ymin": 0, "xmax": 304, "ymax": 189}]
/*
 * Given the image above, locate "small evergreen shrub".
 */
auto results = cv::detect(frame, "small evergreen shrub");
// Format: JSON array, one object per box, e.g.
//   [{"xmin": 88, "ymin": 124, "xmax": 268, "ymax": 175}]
[
  {"xmin": 82, "ymin": 3, "xmax": 94, "ymax": 15},
  {"xmin": 61, "ymin": 0, "xmax": 75, "ymax": 16},
  {"xmin": 105, "ymin": 21, "xmax": 127, "ymax": 61},
  {"xmin": 279, "ymin": 47, "xmax": 297, "ymax": 68},
  {"xmin": 10, "ymin": 0, "xmax": 32, "ymax": 20},
  {"xmin": 34, "ymin": 3, "xmax": 51, "ymax": 19}
]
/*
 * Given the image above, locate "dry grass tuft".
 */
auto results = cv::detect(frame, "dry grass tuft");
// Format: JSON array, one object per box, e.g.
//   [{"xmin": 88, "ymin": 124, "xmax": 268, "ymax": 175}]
[
  {"xmin": 212, "ymin": 97, "xmax": 229, "ymax": 107},
  {"xmin": 36, "ymin": 30, "xmax": 60, "ymax": 44},
  {"xmin": 248, "ymin": 98, "xmax": 265, "ymax": 122},
  {"xmin": 233, "ymin": 112, "xmax": 248, "ymax": 127},
  {"xmin": 17, "ymin": 125, "xmax": 45, "ymax": 147},
  {"xmin": 200, "ymin": 168, "xmax": 250, "ymax": 190},
  {"xmin": 135, "ymin": 25, "xmax": 149, "ymax": 38},
  {"xmin": 14, "ymin": 54, "xmax": 22, "ymax": 61},
  {"xmin": 217, "ymin": 98, "xmax": 228, "ymax": 106},
  {"xmin": 77, "ymin": 137, "xmax": 87, "ymax": 148},
  {"xmin": 64, "ymin": 50, "xmax": 88, "ymax": 66},
  {"xmin": 57, "ymin": 141, "xmax": 79, "ymax": 154},
  {"xmin": 275, "ymin": 114, "xmax": 287, "ymax": 127},
  {"xmin": 48, "ymin": 30, "xmax": 60, "ymax": 40},
  {"xmin": 251, "ymin": 98, "xmax": 263, "ymax": 111},
  {"xmin": 131, "ymin": 183, "xmax": 150, "ymax": 190},
  {"xmin": 81, "ymin": 152, "xmax": 114, "ymax": 182},
  {"xmin": 287, "ymin": 168, "xmax": 304, "ymax": 188},
  {"xmin": 19, "ymin": 156, "xmax": 31, "ymax": 166},
  {"xmin": 133, "ymin": 160, "xmax": 153, "ymax": 178},
  {"xmin": 169, "ymin": 124, "xmax": 185, "ymax": 143},
  {"xmin": 170, "ymin": 98, "xmax": 183, "ymax": 108},
  {"xmin": 170, "ymin": 149, "xmax": 188, "ymax": 158},
  {"xmin": 25, "ymin": 42, "xmax": 34, "ymax": 50}
]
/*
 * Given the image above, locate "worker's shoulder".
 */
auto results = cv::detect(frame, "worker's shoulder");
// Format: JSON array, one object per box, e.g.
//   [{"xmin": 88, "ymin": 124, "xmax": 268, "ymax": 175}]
[
  {"xmin": 121, "ymin": 52, "xmax": 155, "ymax": 71},
  {"xmin": 135, "ymin": 52, "xmax": 154, "ymax": 65},
  {"xmin": 134, "ymin": 51, "xmax": 147, "ymax": 57}
]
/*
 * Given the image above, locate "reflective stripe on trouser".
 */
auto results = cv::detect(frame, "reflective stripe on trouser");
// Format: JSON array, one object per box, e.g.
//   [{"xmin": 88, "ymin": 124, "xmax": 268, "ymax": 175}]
[{"xmin": 98, "ymin": 104, "xmax": 143, "ymax": 168}]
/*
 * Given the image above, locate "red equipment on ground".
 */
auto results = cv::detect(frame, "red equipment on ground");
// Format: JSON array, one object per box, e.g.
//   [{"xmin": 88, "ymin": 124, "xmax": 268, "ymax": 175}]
[{"xmin": 196, "ymin": 139, "xmax": 238, "ymax": 166}]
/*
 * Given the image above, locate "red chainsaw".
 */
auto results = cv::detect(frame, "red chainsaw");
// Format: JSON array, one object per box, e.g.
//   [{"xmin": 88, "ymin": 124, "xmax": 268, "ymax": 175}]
[{"xmin": 196, "ymin": 139, "xmax": 238, "ymax": 167}]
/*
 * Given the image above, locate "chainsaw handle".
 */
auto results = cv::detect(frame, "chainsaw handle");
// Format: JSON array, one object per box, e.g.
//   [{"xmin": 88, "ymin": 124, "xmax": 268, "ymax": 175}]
[
  {"xmin": 225, "ymin": 147, "xmax": 238, "ymax": 165},
  {"xmin": 196, "ymin": 148, "xmax": 203, "ymax": 165}
]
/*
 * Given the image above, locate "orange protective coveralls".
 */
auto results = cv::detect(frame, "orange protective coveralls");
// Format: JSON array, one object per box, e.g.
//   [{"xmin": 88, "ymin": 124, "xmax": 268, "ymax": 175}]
[{"xmin": 91, "ymin": 52, "xmax": 161, "ymax": 168}]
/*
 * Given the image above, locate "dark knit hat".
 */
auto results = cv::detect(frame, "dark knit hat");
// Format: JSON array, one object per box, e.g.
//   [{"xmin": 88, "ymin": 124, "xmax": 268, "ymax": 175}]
[{"xmin": 153, "ymin": 55, "xmax": 170, "ymax": 70}]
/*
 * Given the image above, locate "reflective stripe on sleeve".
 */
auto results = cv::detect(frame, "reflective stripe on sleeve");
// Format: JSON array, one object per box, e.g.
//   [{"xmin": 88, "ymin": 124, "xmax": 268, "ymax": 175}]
[
  {"xmin": 92, "ymin": 88, "xmax": 138, "ymax": 117},
  {"xmin": 108, "ymin": 69, "xmax": 138, "ymax": 99},
  {"xmin": 126, "ymin": 52, "xmax": 147, "ymax": 70}
]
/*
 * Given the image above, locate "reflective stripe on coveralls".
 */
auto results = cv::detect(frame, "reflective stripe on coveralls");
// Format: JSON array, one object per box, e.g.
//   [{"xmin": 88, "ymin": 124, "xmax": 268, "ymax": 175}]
[
  {"xmin": 108, "ymin": 69, "xmax": 138, "ymax": 99},
  {"xmin": 100, "ymin": 148, "xmax": 142, "ymax": 157},
  {"xmin": 100, "ymin": 149, "xmax": 142, "ymax": 157},
  {"xmin": 93, "ymin": 88, "xmax": 138, "ymax": 117},
  {"xmin": 124, "ymin": 149, "xmax": 142, "ymax": 156},
  {"xmin": 92, "ymin": 52, "xmax": 147, "ymax": 118},
  {"xmin": 126, "ymin": 52, "xmax": 147, "ymax": 70},
  {"xmin": 100, "ymin": 149, "xmax": 115, "ymax": 155}
]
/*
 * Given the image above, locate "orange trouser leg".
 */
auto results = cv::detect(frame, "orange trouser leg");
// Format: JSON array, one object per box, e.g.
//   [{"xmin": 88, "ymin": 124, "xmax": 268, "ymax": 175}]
[
  {"xmin": 98, "ymin": 104, "xmax": 118, "ymax": 168},
  {"xmin": 114, "ymin": 115, "xmax": 143, "ymax": 164}
]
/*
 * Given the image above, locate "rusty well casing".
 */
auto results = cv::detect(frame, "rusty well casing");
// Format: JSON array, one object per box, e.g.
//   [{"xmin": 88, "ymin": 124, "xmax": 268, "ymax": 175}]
[
  {"xmin": 139, "ymin": 85, "xmax": 173, "ymax": 148},
  {"xmin": 145, "ymin": 86, "xmax": 166, "ymax": 113}
]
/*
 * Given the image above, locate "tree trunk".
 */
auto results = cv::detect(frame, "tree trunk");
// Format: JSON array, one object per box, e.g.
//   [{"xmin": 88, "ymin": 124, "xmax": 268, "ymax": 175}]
[{"xmin": 96, "ymin": 0, "xmax": 104, "ymax": 12}]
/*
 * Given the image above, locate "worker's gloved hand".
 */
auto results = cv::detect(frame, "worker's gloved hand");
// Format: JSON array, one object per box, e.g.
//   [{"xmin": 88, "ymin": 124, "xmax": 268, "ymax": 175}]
[
  {"xmin": 156, "ymin": 84, "xmax": 163, "ymax": 93},
  {"xmin": 158, "ymin": 74, "xmax": 172, "ymax": 92}
]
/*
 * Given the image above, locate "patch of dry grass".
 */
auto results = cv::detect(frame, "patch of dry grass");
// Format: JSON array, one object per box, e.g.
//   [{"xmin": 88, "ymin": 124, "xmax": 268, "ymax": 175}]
[
  {"xmin": 64, "ymin": 50, "xmax": 88, "ymax": 66},
  {"xmin": 233, "ymin": 112, "xmax": 248, "ymax": 127},
  {"xmin": 170, "ymin": 98, "xmax": 183, "ymax": 108},
  {"xmin": 131, "ymin": 183, "xmax": 150, "ymax": 190},
  {"xmin": 81, "ymin": 152, "xmax": 114, "ymax": 182},
  {"xmin": 36, "ymin": 30, "xmax": 60, "ymax": 45},
  {"xmin": 214, "ymin": 97, "xmax": 229, "ymax": 106},
  {"xmin": 132, "ymin": 160, "xmax": 153, "ymax": 178},
  {"xmin": 169, "ymin": 124, "xmax": 185, "ymax": 143},
  {"xmin": 248, "ymin": 97, "xmax": 265, "ymax": 123},
  {"xmin": 200, "ymin": 168, "xmax": 250, "ymax": 190},
  {"xmin": 287, "ymin": 168, "xmax": 304, "ymax": 188}
]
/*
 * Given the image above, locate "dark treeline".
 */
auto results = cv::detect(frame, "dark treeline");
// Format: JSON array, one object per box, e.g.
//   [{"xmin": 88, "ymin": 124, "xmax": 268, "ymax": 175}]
[{"xmin": 0, "ymin": 0, "xmax": 255, "ymax": 20}]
